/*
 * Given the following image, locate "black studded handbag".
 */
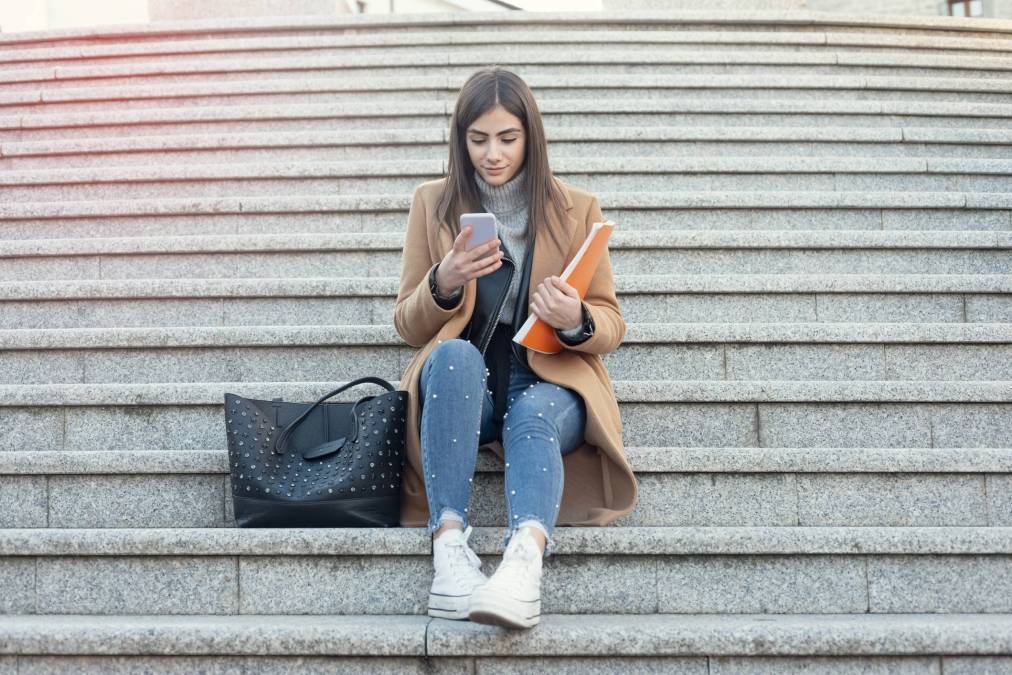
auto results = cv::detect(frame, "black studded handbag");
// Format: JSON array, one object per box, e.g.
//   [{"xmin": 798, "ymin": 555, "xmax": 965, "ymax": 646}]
[{"xmin": 223, "ymin": 377, "xmax": 409, "ymax": 528}]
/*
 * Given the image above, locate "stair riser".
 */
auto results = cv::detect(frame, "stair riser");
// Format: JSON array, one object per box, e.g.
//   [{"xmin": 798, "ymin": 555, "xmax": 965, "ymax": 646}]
[
  {"xmin": 5, "ymin": 141, "xmax": 1012, "ymax": 172},
  {"xmin": 1, "ymin": 209, "xmax": 1008, "ymax": 240},
  {"xmin": 6, "ymin": 64, "xmax": 1012, "ymax": 94},
  {"xmin": 2, "ymin": 293, "xmax": 1008, "ymax": 329},
  {"xmin": 3, "ymin": 551, "xmax": 1012, "ymax": 615},
  {"xmin": 2, "ymin": 249, "xmax": 1011, "ymax": 283},
  {"xmin": 6, "ymin": 173, "xmax": 1012, "ymax": 202},
  {"xmin": 5, "ymin": 87, "xmax": 1012, "ymax": 118},
  {"xmin": 3, "ymin": 471, "xmax": 1010, "ymax": 529},
  {"xmin": 7, "ymin": 39, "xmax": 1011, "ymax": 70},
  {"xmin": 0, "ymin": 655, "xmax": 1003, "ymax": 673},
  {"xmin": 3, "ymin": 343, "xmax": 1012, "ymax": 384},
  {"xmin": 3, "ymin": 402, "xmax": 1010, "ymax": 453},
  {"xmin": 7, "ymin": 112, "xmax": 1012, "ymax": 142}
]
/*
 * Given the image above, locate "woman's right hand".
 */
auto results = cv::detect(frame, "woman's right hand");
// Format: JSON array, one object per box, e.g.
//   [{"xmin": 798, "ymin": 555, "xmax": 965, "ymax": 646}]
[{"xmin": 435, "ymin": 225, "xmax": 503, "ymax": 294}]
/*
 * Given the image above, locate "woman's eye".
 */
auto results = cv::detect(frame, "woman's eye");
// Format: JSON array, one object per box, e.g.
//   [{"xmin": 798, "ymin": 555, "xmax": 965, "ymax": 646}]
[{"xmin": 470, "ymin": 138, "xmax": 517, "ymax": 144}]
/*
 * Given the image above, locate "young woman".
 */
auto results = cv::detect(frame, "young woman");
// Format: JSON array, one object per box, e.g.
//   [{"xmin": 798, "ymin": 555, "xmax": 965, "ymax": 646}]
[{"xmin": 393, "ymin": 67, "xmax": 637, "ymax": 630}]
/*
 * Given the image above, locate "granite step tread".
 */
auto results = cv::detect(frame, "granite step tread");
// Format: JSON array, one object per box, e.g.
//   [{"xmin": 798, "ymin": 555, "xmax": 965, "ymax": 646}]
[
  {"xmin": 7, "ymin": 126, "xmax": 1012, "ymax": 160},
  {"xmin": 0, "ymin": 274, "xmax": 1009, "ymax": 301},
  {"xmin": 3, "ymin": 230, "xmax": 1010, "ymax": 257},
  {"xmin": 5, "ymin": 30, "xmax": 1012, "ymax": 70},
  {"xmin": 3, "ymin": 322, "xmax": 1011, "ymax": 350},
  {"xmin": 2, "ymin": 612, "xmax": 1011, "ymax": 657},
  {"xmin": 8, "ymin": 47, "xmax": 1012, "ymax": 89},
  {"xmin": 6, "ymin": 158, "xmax": 1012, "ymax": 187},
  {"xmin": 4, "ymin": 447, "xmax": 1012, "ymax": 475},
  {"xmin": 5, "ymin": 525, "xmax": 1012, "ymax": 556},
  {"xmin": 6, "ymin": 73, "xmax": 1012, "ymax": 111},
  {"xmin": 2, "ymin": 191, "xmax": 1011, "ymax": 221},
  {"xmin": 0, "ymin": 379, "xmax": 1009, "ymax": 405},
  {"xmin": 5, "ymin": 99, "xmax": 1012, "ymax": 134},
  {"xmin": 1, "ymin": 10, "xmax": 1009, "ymax": 50}
]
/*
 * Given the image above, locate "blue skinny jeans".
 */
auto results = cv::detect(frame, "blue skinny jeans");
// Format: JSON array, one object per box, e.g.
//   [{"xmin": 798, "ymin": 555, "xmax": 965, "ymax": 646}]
[{"xmin": 418, "ymin": 338, "xmax": 587, "ymax": 558}]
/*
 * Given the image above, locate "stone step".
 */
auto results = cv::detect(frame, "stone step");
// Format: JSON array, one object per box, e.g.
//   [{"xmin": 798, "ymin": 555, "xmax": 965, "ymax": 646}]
[
  {"xmin": 5, "ymin": 159, "xmax": 1012, "ymax": 202},
  {"xmin": 2, "ymin": 9, "xmax": 1008, "ymax": 49},
  {"xmin": 2, "ymin": 321, "xmax": 1012, "ymax": 385},
  {"xmin": 2, "ymin": 614, "xmax": 1011, "ymax": 669},
  {"xmin": 4, "ymin": 29, "xmax": 1011, "ymax": 71},
  {"xmin": 2, "ymin": 526, "xmax": 1012, "ymax": 615},
  {"xmin": 1, "ymin": 380, "xmax": 1009, "ymax": 453},
  {"xmin": 1, "ymin": 231, "xmax": 1010, "ymax": 282},
  {"xmin": 0, "ymin": 274, "xmax": 1009, "ymax": 328},
  {"xmin": 4, "ymin": 99, "xmax": 1012, "ymax": 143},
  {"xmin": 5, "ymin": 127, "xmax": 1012, "ymax": 173},
  {"xmin": 7, "ymin": 48, "xmax": 1012, "ymax": 94},
  {"xmin": 5, "ymin": 73, "xmax": 1012, "ymax": 118},
  {"xmin": 3, "ymin": 448, "xmax": 1011, "ymax": 529},
  {"xmin": 2, "ymin": 205, "xmax": 1008, "ymax": 240},
  {"xmin": 1, "ymin": 190, "xmax": 1009, "ymax": 223}
]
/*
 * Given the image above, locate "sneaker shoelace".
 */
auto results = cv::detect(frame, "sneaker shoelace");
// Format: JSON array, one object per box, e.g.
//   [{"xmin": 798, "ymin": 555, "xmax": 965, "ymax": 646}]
[
  {"xmin": 493, "ymin": 533, "xmax": 540, "ymax": 584},
  {"xmin": 443, "ymin": 527, "xmax": 483, "ymax": 576}
]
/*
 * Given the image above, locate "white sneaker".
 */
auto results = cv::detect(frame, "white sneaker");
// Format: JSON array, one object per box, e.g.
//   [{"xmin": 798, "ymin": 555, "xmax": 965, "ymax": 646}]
[
  {"xmin": 467, "ymin": 527, "xmax": 542, "ymax": 629},
  {"xmin": 428, "ymin": 524, "xmax": 489, "ymax": 620}
]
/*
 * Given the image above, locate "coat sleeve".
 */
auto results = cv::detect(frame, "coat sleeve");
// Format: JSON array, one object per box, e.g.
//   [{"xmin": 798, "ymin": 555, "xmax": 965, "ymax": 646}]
[
  {"xmin": 393, "ymin": 186, "xmax": 463, "ymax": 348},
  {"xmin": 561, "ymin": 194, "xmax": 626, "ymax": 356}
]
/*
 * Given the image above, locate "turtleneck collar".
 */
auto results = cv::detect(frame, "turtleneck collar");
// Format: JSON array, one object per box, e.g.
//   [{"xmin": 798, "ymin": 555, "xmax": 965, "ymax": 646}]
[{"xmin": 473, "ymin": 163, "xmax": 528, "ymax": 216}]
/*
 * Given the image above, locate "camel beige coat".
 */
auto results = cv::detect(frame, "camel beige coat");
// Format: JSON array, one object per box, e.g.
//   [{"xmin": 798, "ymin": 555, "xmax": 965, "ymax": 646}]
[{"xmin": 393, "ymin": 175, "xmax": 638, "ymax": 529}]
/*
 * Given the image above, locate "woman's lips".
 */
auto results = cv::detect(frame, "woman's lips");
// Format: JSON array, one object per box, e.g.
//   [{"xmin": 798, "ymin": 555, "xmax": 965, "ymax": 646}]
[{"xmin": 486, "ymin": 167, "xmax": 505, "ymax": 174}]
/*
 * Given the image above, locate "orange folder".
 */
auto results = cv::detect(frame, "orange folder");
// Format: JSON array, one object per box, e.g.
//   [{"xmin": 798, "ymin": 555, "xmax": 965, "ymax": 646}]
[{"xmin": 512, "ymin": 220, "xmax": 615, "ymax": 355}]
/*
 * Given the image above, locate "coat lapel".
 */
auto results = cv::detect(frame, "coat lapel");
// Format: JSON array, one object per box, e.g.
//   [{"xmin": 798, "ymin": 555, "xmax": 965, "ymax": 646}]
[{"xmin": 528, "ymin": 178, "xmax": 579, "ymax": 306}]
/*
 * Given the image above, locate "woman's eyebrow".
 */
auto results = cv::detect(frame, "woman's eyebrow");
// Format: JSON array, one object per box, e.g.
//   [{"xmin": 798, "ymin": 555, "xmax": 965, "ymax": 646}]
[{"xmin": 467, "ymin": 127, "xmax": 523, "ymax": 136}]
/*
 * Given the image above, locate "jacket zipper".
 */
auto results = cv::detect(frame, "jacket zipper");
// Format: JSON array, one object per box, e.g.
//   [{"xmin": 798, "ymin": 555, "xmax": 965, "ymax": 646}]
[{"xmin": 478, "ymin": 252, "xmax": 515, "ymax": 357}]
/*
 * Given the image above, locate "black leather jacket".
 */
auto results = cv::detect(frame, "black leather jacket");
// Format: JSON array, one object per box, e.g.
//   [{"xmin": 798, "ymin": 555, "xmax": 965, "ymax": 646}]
[{"xmin": 428, "ymin": 236, "xmax": 535, "ymax": 436}]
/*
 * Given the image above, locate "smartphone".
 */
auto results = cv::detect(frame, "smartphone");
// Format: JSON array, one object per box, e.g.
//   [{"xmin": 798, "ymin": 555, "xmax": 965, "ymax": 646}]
[{"xmin": 460, "ymin": 213, "xmax": 499, "ymax": 261}]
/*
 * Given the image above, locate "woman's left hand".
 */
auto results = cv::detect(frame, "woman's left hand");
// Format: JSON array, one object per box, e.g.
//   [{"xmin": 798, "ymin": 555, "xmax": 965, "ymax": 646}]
[{"xmin": 530, "ymin": 276, "xmax": 582, "ymax": 331}]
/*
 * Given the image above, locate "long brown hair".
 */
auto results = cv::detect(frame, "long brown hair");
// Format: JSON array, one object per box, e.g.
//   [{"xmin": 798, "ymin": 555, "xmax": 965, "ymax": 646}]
[{"xmin": 436, "ymin": 67, "xmax": 569, "ymax": 256}]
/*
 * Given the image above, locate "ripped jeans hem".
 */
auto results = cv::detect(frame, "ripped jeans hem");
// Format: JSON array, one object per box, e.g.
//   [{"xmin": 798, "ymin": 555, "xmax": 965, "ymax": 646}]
[
  {"xmin": 427, "ymin": 507, "xmax": 468, "ymax": 536},
  {"xmin": 503, "ymin": 517, "xmax": 555, "ymax": 559}
]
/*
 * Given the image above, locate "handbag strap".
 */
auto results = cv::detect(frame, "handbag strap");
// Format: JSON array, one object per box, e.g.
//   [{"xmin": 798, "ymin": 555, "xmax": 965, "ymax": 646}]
[{"xmin": 273, "ymin": 376, "xmax": 395, "ymax": 456}]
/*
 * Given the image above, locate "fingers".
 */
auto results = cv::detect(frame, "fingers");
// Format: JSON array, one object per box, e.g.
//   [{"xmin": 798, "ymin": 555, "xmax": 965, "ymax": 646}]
[
  {"xmin": 471, "ymin": 250, "xmax": 503, "ymax": 278},
  {"xmin": 470, "ymin": 236, "xmax": 501, "ymax": 261},
  {"xmin": 466, "ymin": 238, "xmax": 502, "ymax": 267},
  {"xmin": 453, "ymin": 225, "xmax": 473, "ymax": 252}
]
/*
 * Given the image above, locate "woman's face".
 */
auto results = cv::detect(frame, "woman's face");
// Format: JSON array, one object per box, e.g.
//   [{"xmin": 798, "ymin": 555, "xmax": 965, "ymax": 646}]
[{"xmin": 465, "ymin": 105, "xmax": 526, "ymax": 186}]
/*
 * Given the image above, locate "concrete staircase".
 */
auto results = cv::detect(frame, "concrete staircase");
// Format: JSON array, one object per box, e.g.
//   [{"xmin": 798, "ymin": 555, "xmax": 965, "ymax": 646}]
[{"xmin": 2, "ymin": 8, "xmax": 1012, "ymax": 672}]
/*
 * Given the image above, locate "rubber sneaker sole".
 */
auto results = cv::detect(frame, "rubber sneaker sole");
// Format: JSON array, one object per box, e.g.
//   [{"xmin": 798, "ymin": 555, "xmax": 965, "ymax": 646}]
[
  {"xmin": 467, "ymin": 586, "xmax": 541, "ymax": 629},
  {"xmin": 427, "ymin": 590, "xmax": 473, "ymax": 620}
]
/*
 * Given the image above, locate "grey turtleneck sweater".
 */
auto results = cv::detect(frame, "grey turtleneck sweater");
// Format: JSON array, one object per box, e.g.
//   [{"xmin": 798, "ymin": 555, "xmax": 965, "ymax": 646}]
[{"xmin": 436, "ymin": 164, "xmax": 584, "ymax": 339}]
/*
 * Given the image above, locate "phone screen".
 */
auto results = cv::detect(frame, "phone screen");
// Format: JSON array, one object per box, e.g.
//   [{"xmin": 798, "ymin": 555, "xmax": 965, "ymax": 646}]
[{"xmin": 460, "ymin": 213, "xmax": 498, "ymax": 261}]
